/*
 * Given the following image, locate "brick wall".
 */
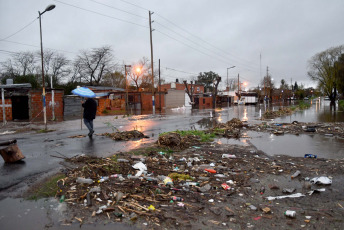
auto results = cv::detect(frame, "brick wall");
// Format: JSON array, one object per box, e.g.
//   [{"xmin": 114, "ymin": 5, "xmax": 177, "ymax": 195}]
[
  {"xmin": 0, "ymin": 99, "xmax": 13, "ymax": 121},
  {"xmin": 29, "ymin": 89, "xmax": 64, "ymax": 121},
  {"xmin": 198, "ymin": 97, "xmax": 213, "ymax": 108},
  {"xmin": 141, "ymin": 93, "xmax": 165, "ymax": 111}
]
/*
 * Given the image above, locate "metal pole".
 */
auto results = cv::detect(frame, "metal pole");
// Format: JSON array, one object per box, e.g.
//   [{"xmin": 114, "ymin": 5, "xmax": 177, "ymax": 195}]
[
  {"xmin": 39, "ymin": 11, "xmax": 47, "ymax": 130},
  {"xmin": 2, "ymin": 88, "xmax": 6, "ymax": 125},
  {"xmin": 149, "ymin": 11, "xmax": 155, "ymax": 115},
  {"xmin": 159, "ymin": 59, "xmax": 161, "ymax": 113},
  {"xmin": 51, "ymin": 75, "xmax": 55, "ymax": 120}
]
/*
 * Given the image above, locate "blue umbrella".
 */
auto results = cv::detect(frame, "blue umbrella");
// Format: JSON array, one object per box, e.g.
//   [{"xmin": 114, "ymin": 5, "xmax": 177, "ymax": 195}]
[{"xmin": 72, "ymin": 87, "xmax": 96, "ymax": 98}]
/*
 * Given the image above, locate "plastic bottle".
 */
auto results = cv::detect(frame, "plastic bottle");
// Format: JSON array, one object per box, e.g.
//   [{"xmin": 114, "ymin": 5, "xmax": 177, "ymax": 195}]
[
  {"xmin": 59, "ymin": 195, "xmax": 65, "ymax": 203},
  {"xmin": 291, "ymin": 170, "xmax": 301, "ymax": 179},
  {"xmin": 284, "ymin": 210, "xmax": 296, "ymax": 218},
  {"xmin": 76, "ymin": 177, "xmax": 93, "ymax": 184},
  {"xmin": 172, "ymin": 196, "xmax": 184, "ymax": 201},
  {"xmin": 222, "ymin": 154, "xmax": 237, "ymax": 159},
  {"xmin": 117, "ymin": 159, "xmax": 129, "ymax": 163},
  {"xmin": 260, "ymin": 186, "xmax": 265, "ymax": 195},
  {"xmin": 110, "ymin": 174, "xmax": 122, "ymax": 178},
  {"xmin": 185, "ymin": 182, "xmax": 200, "ymax": 186}
]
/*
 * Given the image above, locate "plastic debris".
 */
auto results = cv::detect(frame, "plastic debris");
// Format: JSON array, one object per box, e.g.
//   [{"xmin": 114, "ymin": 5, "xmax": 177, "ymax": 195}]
[
  {"xmin": 222, "ymin": 154, "xmax": 237, "ymax": 158},
  {"xmin": 266, "ymin": 193, "xmax": 305, "ymax": 201},
  {"xmin": 132, "ymin": 162, "xmax": 147, "ymax": 176},
  {"xmin": 164, "ymin": 177, "xmax": 173, "ymax": 186},
  {"xmin": 76, "ymin": 177, "xmax": 93, "ymax": 184},
  {"xmin": 148, "ymin": 205, "xmax": 155, "ymax": 211},
  {"xmin": 285, "ymin": 210, "xmax": 296, "ymax": 218},
  {"xmin": 221, "ymin": 183, "xmax": 230, "ymax": 190},
  {"xmin": 291, "ymin": 170, "xmax": 301, "ymax": 179},
  {"xmin": 304, "ymin": 154, "xmax": 317, "ymax": 158},
  {"xmin": 205, "ymin": 169, "xmax": 216, "ymax": 173},
  {"xmin": 310, "ymin": 176, "xmax": 332, "ymax": 185},
  {"xmin": 307, "ymin": 188, "xmax": 326, "ymax": 195},
  {"xmin": 282, "ymin": 188, "xmax": 296, "ymax": 194}
]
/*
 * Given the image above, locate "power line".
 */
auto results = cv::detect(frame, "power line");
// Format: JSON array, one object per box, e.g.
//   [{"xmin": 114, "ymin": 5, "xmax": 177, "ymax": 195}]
[
  {"xmin": 54, "ymin": 0, "xmax": 149, "ymax": 28},
  {"xmin": 154, "ymin": 12, "xmax": 257, "ymax": 66},
  {"xmin": 87, "ymin": 0, "xmax": 148, "ymax": 19},
  {"xmin": 0, "ymin": 18, "xmax": 38, "ymax": 41},
  {"xmin": 0, "ymin": 40, "xmax": 77, "ymax": 55},
  {"xmin": 117, "ymin": 0, "xmax": 150, "ymax": 12},
  {"xmin": 155, "ymin": 29, "xmax": 231, "ymax": 65}
]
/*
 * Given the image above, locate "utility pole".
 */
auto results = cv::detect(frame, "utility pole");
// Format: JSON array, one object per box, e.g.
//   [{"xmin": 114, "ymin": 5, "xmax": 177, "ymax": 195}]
[
  {"xmin": 265, "ymin": 66, "xmax": 269, "ymax": 100},
  {"xmin": 159, "ymin": 59, "xmax": 161, "ymax": 113},
  {"xmin": 237, "ymin": 74, "xmax": 240, "ymax": 100},
  {"xmin": 149, "ymin": 11, "xmax": 155, "ymax": 115}
]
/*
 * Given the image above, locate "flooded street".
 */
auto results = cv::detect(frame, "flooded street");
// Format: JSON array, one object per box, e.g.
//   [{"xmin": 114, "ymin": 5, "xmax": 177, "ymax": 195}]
[{"xmin": 0, "ymin": 98, "xmax": 343, "ymax": 229}]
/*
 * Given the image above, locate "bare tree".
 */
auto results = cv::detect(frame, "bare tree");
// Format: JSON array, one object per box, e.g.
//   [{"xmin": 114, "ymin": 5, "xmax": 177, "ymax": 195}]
[
  {"xmin": 103, "ymin": 71, "xmax": 125, "ymax": 88},
  {"xmin": 0, "ymin": 51, "xmax": 36, "ymax": 77},
  {"xmin": 39, "ymin": 50, "xmax": 70, "ymax": 87},
  {"xmin": 129, "ymin": 57, "xmax": 150, "ymax": 91},
  {"xmin": 74, "ymin": 46, "xmax": 116, "ymax": 85}
]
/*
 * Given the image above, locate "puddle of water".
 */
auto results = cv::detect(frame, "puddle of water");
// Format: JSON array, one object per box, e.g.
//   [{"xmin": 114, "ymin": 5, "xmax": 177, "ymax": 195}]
[
  {"xmin": 248, "ymin": 131, "xmax": 344, "ymax": 159},
  {"xmin": 0, "ymin": 198, "xmax": 137, "ymax": 230}
]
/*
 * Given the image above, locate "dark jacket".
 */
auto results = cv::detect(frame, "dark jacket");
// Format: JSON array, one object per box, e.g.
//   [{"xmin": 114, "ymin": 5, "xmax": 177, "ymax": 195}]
[{"xmin": 82, "ymin": 98, "xmax": 97, "ymax": 120}]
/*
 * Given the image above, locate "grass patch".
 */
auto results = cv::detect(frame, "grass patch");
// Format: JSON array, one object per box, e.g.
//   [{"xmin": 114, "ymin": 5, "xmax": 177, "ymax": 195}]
[
  {"xmin": 27, "ymin": 174, "xmax": 65, "ymax": 200},
  {"xmin": 339, "ymin": 100, "xmax": 344, "ymax": 111},
  {"xmin": 160, "ymin": 130, "xmax": 215, "ymax": 142},
  {"xmin": 36, "ymin": 129, "xmax": 55, "ymax": 133},
  {"xmin": 297, "ymin": 100, "xmax": 311, "ymax": 110}
]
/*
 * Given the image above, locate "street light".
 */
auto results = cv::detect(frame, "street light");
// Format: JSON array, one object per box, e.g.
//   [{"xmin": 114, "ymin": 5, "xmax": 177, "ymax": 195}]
[
  {"xmin": 39, "ymin": 4, "xmax": 55, "ymax": 130},
  {"xmin": 227, "ymin": 66, "xmax": 235, "ymax": 108}
]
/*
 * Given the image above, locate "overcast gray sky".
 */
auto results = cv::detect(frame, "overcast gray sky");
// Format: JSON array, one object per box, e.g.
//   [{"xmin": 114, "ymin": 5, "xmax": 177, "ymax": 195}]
[{"xmin": 1, "ymin": 0, "xmax": 344, "ymax": 90}]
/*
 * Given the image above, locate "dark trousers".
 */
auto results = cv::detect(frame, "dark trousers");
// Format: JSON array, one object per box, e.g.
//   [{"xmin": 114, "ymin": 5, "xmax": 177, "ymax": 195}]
[{"xmin": 84, "ymin": 118, "xmax": 94, "ymax": 133}]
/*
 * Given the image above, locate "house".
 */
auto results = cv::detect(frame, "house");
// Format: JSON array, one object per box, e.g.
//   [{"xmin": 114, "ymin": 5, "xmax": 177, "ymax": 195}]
[
  {"xmin": 159, "ymin": 80, "xmax": 209, "ymax": 108},
  {"xmin": 0, "ymin": 80, "xmax": 64, "ymax": 123}
]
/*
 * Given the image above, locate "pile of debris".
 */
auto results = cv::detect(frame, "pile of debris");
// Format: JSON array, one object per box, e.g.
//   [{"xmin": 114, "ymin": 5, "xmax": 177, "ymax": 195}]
[
  {"xmin": 263, "ymin": 107, "xmax": 293, "ymax": 119},
  {"xmin": 157, "ymin": 132, "xmax": 201, "ymax": 150},
  {"xmin": 209, "ymin": 118, "xmax": 244, "ymax": 138},
  {"xmin": 55, "ymin": 142, "xmax": 344, "ymax": 229},
  {"xmin": 101, "ymin": 130, "xmax": 149, "ymax": 141}
]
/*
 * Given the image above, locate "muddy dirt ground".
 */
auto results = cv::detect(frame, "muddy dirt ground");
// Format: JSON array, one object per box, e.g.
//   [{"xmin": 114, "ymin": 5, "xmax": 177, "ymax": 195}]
[{"xmin": 42, "ymin": 121, "xmax": 344, "ymax": 230}]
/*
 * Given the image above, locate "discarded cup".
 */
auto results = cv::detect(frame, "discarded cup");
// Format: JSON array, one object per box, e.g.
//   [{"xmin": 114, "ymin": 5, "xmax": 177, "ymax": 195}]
[{"xmin": 284, "ymin": 210, "xmax": 296, "ymax": 218}]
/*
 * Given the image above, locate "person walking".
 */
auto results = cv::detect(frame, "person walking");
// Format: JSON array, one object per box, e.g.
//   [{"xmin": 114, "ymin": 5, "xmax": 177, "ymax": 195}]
[{"xmin": 82, "ymin": 98, "xmax": 97, "ymax": 137}]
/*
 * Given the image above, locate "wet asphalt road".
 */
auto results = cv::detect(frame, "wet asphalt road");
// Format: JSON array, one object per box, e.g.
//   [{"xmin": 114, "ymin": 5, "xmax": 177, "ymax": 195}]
[
  {"xmin": 1, "ymin": 101, "xmax": 344, "ymax": 193},
  {"xmin": 0, "ymin": 109, "xmax": 216, "ymax": 192}
]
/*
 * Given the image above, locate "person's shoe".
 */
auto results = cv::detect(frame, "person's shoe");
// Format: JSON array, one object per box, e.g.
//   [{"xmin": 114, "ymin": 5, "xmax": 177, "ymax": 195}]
[{"xmin": 88, "ymin": 130, "xmax": 94, "ymax": 137}]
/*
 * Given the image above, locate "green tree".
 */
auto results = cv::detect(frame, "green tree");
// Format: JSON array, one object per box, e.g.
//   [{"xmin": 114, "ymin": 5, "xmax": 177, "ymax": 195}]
[
  {"xmin": 308, "ymin": 45, "xmax": 344, "ymax": 106},
  {"xmin": 196, "ymin": 71, "xmax": 220, "ymax": 92}
]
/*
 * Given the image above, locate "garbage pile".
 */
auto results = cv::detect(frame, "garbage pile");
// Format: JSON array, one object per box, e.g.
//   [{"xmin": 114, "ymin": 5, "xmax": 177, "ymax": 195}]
[
  {"xmin": 263, "ymin": 107, "xmax": 293, "ymax": 119},
  {"xmin": 100, "ymin": 130, "xmax": 149, "ymax": 141},
  {"xmin": 208, "ymin": 118, "xmax": 244, "ymax": 138},
  {"xmin": 157, "ymin": 132, "xmax": 201, "ymax": 150},
  {"xmin": 56, "ymin": 142, "xmax": 344, "ymax": 229}
]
